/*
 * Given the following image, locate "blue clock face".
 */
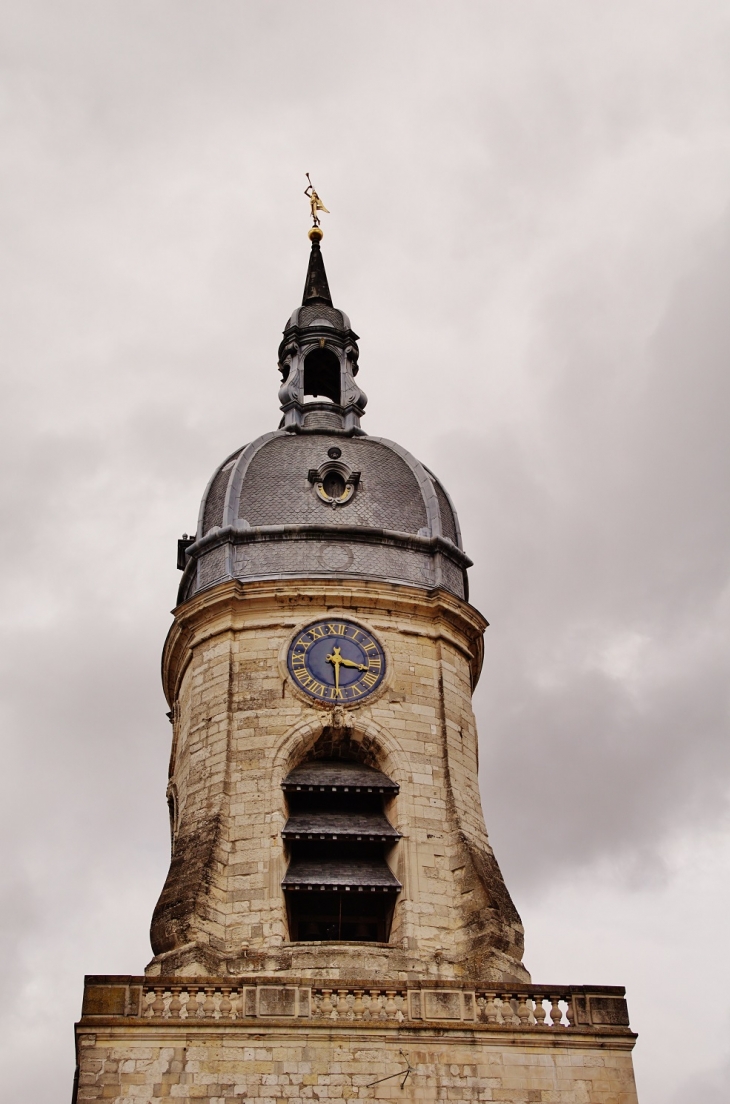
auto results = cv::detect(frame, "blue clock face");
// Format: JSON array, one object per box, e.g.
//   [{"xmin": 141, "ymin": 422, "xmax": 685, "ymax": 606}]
[{"xmin": 287, "ymin": 619, "xmax": 386, "ymax": 704}]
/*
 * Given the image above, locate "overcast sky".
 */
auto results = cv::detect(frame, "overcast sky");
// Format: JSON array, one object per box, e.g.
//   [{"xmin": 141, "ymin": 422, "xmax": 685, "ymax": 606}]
[{"xmin": 1, "ymin": 3, "xmax": 728, "ymax": 1101}]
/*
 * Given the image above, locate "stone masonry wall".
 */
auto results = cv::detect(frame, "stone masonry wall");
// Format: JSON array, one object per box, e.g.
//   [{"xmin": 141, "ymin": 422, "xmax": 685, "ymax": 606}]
[
  {"xmin": 74, "ymin": 1023, "xmax": 639, "ymax": 1103},
  {"xmin": 148, "ymin": 579, "xmax": 526, "ymax": 983}
]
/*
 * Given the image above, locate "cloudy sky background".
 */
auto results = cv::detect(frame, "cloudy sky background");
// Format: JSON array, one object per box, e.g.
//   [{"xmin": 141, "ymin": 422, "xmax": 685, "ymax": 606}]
[{"xmin": 1, "ymin": 3, "xmax": 729, "ymax": 1100}]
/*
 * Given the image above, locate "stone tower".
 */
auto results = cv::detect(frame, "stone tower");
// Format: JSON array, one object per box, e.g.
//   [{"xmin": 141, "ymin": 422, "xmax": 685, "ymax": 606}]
[{"xmin": 73, "ymin": 226, "xmax": 640, "ymax": 1103}]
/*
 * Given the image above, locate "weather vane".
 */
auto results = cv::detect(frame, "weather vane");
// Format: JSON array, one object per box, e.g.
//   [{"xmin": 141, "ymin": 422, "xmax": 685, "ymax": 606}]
[{"xmin": 304, "ymin": 173, "xmax": 329, "ymax": 239}]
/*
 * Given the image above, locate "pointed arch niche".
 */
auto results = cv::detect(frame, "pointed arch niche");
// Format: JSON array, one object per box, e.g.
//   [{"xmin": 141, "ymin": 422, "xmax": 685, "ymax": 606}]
[{"xmin": 280, "ymin": 726, "xmax": 402, "ymax": 943}]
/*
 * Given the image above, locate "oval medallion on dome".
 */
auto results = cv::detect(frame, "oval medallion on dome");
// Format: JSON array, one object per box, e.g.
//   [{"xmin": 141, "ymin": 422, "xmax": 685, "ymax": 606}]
[{"xmin": 318, "ymin": 543, "xmax": 354, "ymax": 570}]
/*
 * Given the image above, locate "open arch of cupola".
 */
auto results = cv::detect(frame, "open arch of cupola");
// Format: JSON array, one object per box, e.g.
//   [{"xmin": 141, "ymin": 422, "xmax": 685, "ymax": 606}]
[{"xmin": 303, "ymin": 346, "xmax": 341, "ymax": 404}]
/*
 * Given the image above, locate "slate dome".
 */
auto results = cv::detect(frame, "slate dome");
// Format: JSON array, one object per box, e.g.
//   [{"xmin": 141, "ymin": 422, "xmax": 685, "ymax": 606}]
[{"xmin": 177, "ymin": 235, "xmax": 471, "ymax": 604}]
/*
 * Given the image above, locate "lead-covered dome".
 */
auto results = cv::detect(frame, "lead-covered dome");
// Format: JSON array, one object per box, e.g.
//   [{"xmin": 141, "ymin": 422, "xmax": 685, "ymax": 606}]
[{"xmin": 177, "ymin": 232, "xmax": 471, "ymax": 603}]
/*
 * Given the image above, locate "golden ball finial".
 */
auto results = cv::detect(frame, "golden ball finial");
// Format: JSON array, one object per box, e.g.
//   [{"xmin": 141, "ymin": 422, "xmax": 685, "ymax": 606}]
[{"xmin": 308, "ymin": 225, "xmax": 324, "ymax": 242}]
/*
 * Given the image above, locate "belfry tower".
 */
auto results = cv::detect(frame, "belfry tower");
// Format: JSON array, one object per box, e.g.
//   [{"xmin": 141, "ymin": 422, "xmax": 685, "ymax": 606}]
[{"xmin": 73, "ymin": 220, "xmax": 640, "ymax": 1103}]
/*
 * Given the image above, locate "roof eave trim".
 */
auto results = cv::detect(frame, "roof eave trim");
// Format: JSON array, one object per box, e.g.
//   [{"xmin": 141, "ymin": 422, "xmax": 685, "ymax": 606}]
[{"xmin": 187, "ymin": 522, "xmax": 473, "ymax": 568}]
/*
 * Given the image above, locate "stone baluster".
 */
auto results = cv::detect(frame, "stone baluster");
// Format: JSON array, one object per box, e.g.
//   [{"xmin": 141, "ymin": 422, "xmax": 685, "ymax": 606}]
[
  {"xmin": 335, "ymin": 990, "xmax": 349, "ymax": 1019},
  {"xmin": 565, "ymin": 991, "xmax": 575, "ymax": 1027},
  {"xmin": 194, "ymin": 987, "xmax": 206, "ymax": 1018},
  {"xmin": 509, "ymin": 994, "xmax": 521, "ymax": 1025},
  {"xmin": 168, "ymin": 987, "xmax": 182, "ymax": 1019},
  {"xmin": 369, "ymin": 990, "xmax": 385, "ymax": 1020},
  {"xmin": 549, "ymin": 995, "xmax": 564, "ymax": 1027},
  {"xmin": 320, "ymin": 990, "xmax": 334, "ymax": 1016},
  {"xmin": 352, "ymin": 990, "xmax": 365, "ymax": 1020},
  {"xmin": 152, "ymin": 987, "xmax": 165, "ymax": 1019},
  {"xmin": 484, "ymin": 993, "xmax": 499, "ymax": 1024},
  {"xmin": 500, "ymin": 994, "xmax": 518, "ymax": 1025},
  {"xmin": 516, "ymin": 994, "xmax": 531, "ymax": 1025},
  {"xmin": 219, "ymin": 987, "xmax": 232, "ymax": 1019},
  {"xmin": 384, "ymin": 990, "xmax": 398, "ymax": 1018},
  {"xmin": 203, "ymin": 987, "xmax": 216, "ymax": 1019},
  {"xmin": 532, "ymin": 994, "xmax": 547, "ymax": 1027}
]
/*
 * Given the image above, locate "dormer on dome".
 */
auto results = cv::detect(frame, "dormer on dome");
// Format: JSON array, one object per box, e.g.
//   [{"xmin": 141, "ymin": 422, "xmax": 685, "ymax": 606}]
[{"xmin": 277, "ymin": 227, "xmax": 367, "ymax": 434}]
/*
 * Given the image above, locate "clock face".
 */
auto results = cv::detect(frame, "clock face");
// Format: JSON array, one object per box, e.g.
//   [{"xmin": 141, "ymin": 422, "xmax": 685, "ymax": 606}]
[{"xmin": 287, "ymin": 618, "xmax": 386, "ymax": 704}]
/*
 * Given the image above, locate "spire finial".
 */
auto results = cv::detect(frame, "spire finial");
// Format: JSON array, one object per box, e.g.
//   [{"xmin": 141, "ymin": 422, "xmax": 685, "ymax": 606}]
[
  {"xmin": 304, "ymin": 173, "xmax": 329, "ymax": 239},
  {"xmin": 278, "ymin": 192, "xmax": 367, "ymax": 432},
  {"xmin": 301, "ymin": 179, "xmax": 333, "ymax": 305}
]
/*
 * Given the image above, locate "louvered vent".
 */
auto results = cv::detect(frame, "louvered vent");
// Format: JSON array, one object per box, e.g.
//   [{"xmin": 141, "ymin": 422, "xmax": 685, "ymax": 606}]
[{"xmin": 281, "ymin": 760, "xmax": 401, "ymax": 942}]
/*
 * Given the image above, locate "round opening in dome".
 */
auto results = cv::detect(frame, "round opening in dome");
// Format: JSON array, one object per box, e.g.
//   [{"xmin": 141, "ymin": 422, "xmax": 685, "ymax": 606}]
[{"xmin": 322, "ymin": 471, "xmax": 346, "ymax": 499}]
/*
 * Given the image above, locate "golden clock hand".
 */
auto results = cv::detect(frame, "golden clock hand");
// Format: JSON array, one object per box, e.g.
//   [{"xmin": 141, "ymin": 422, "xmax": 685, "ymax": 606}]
[
  {"xmin": 325, "ymin": 647, "xmax": 343, "ymax": 691},
  {"xmin": 338, "ymin": 656, "xmax": 368, "ymax": 671}
]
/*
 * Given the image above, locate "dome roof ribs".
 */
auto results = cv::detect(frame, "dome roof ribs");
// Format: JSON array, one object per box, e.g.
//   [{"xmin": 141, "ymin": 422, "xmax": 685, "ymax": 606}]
[
  {"xmin": 423, "ymin": 464, "xmax": 464, "ymax": 549},
  {"xmin": 195, "ymin": 445, "xmax": 245, "ymax": 540},
  {"xmin": 222, "ymin": 431, "xmax": 279, "ymax": 531}
]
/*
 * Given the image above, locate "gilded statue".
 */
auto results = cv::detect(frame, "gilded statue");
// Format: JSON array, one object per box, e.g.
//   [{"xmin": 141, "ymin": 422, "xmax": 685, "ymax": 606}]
[{"xmin": 304, "ymin": 173, "xmax": 330, "ymax": 228}]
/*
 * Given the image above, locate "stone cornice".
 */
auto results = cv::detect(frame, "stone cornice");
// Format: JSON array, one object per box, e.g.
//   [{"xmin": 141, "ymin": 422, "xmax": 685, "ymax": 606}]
[{"xmin": 161, "ymin": 578, "xmax": 488, "ymax": 707}]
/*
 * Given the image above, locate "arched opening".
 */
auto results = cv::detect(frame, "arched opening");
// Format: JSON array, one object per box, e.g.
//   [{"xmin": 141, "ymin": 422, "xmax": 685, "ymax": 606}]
[
  {"xmin": 281, "ymin": 759, "xmax": 401, "ymax": 943},
  {"xmin": 303, "ymin": 347, "xmax": 341, "ymax": 404}
]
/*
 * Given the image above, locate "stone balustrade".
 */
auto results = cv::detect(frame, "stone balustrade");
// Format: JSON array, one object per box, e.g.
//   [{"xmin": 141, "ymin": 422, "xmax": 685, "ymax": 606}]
[{"xmin": 80, "ymin": 976, "xmax": 631, "ymax": 1032}]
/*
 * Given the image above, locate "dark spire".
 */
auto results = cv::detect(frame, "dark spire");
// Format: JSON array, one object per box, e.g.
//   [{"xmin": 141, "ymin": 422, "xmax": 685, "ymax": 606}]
[
  {"xmin": 278, "ymin": 224, "xmax": 367, "ymax": 433},
  {"xmin": 302, "ymin": 227, "xmax": 332, "ymax": 306}
]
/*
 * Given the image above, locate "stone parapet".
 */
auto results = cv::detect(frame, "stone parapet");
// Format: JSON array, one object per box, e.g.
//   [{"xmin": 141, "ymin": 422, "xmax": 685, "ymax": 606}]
[
  {"xmin": 80, "ymin": 975, "xmax": 632, "ymax": 1032},
  {"xmin": 74, "ymin": 976, "xmax": 638, "ymax": 1103}
]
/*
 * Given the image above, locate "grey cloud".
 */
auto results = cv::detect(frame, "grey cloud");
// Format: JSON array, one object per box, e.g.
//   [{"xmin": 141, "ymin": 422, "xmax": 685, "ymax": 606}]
[
  {"xmin": 670, "ymin": 1058, "xmax": 730, "ymax": 1104},
  {"xmin": 449, "ymin": 219, "xmax": 730, "ymax": 890}
]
